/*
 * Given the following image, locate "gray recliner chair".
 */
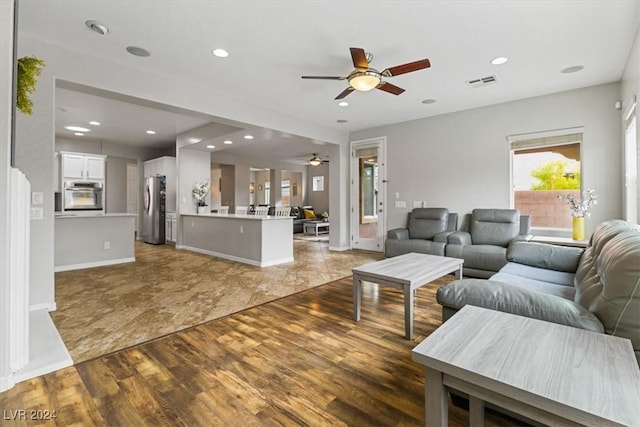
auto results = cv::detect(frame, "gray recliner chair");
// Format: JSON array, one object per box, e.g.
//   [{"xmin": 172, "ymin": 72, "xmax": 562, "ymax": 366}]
[
  {"xmin": 385, "ymin": 208, "xmax": 458, "ymax": 257},
  {"xmin": 445, "ymin": 208, "xmax": 531, "ymax": 278}
]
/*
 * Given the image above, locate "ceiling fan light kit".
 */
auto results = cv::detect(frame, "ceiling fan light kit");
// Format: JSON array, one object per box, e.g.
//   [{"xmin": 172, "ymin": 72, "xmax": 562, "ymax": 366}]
[
  {"xmin": 309, "ymin": 154, "xmax": 322, "ymax": 166},
  {"xmin": 302, "ymin": 47, "xmax": 430, "ymax": 100}
]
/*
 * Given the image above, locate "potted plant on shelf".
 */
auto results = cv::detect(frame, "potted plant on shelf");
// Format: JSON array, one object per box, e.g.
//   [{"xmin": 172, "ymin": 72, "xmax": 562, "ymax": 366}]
[
  {"xmin": 192, "ymin": 180, "xmax": 210, "ymax": 214},
  {"xmin": 17, "ymin": 56, "xmax": 46, "ymax": 115},
  {"xmin": 557, "ymin": 188, "xmax": 597, "ymax": 240}
]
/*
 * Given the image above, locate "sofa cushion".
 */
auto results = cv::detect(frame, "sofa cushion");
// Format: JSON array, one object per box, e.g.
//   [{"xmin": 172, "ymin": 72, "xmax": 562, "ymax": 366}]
[
  {"xmin": 470, "ymin": 208, "xmax": 519, "ymax": 247},
  {"xmin": 436, "ymin": 279, "xmax": 604, "ymax": 333},
  {"xmin": 507, "ymin": 241, "xmax": 583, "ymax": 273},
  {"xmin": 492, "ymin": 271, "xmax": 575, "ymax": 300},
  {"xmin": 407, "ymin": 208, "xmax": 449, "ymax": 240},
  {"xmin": 497, "ymin": 262, "xmax": 575, "ymax": 287},
  {"xmin": 384, "ymin": 239, "xmax": 446, "ymax": 258},
  {"xmin": 446, "ymin": 244, "xmax": 508, "ymax": 272}
]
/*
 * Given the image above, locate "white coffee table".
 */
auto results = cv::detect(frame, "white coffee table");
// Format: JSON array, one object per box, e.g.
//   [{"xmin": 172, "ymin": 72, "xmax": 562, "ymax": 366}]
[
  {"xmin": 412, "ymin": 305, "xmax": 640, "ymax": 426},
  {"xmin": 303, "ymin": 221, "xmax": 329, "ymax": 236},
  {"xmin": 352, "ymin": 252, "xmax": 463, "ymax": 339}
]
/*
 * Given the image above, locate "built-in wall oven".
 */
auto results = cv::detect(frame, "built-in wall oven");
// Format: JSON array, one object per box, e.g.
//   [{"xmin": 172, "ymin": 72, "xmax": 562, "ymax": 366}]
[{"xmin": 63, "ymin": 181, "xmax": 104, "ymax": 211}]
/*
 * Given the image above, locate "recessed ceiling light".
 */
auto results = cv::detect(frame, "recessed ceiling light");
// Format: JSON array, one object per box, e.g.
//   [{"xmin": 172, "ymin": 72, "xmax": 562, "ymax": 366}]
[
  {"xmin": 89, "ymin": 121, "xmax": 100, "ymax": 126},
  {"xmin": 126, "ymin": 46, "xmax": 151, "ymax": 57},
  {"xmin": 421, "ymin": 99, "xmax": 437, "ymax": 104},
  {"xmin": 206, "ymin": 144, "xmax": 215, "ymax": 149},
  {"xmin": 65, "ymin": 126, "xmax": 90, "ymax": 132},
  {"xmin": 561, "ymin": 65, "xmax": 584, "ymax": 74},
  {"xmin": 243, "ymin": 135, "xmax": 254, "ymax": 140},
  {"xmin": 490, "ymin": 56, "xmax": 508, "ymax": 65},
  {"xmin": 188, "ymin": 138, "xmax": 202, "ymax": 143},
  {"xmin": 74, "ymin": 132, "xmax": 84, "ymax": 136},
  {"xmin": 146, "ymin": 130, "xmax": 156, "ymax": 135},
  {"xmin": 223, "ymin": 140, "xmax": 233, "ymax": 145},
  {"xmin": 338, "ymin": 101, "xmax": 349, "ymax": 107},
  {"xmin": 212, "ymin": 48, "xmax": 229, "ymax": 58},
  {"xmin": 85, "ymin": 20, "xmax": 109, "ymax": 35},
  {"xmin": 337, "ymin": 119, "xmax": 348, "ymax": 123}
]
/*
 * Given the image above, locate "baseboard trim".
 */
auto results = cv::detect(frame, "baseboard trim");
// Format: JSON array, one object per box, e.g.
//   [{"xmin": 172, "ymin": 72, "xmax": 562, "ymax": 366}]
[
  {"xmin": 329, "ymin": 245, "xmax": 351, "ymax": 251},
  {"xmin": 12, "ymin": 310, "xmax": 73, "ymax": 384},
  {"xmin": 0, "ymin": 374, "xmax": 15, "ymax": 393},
  {"xmin": 29, "ymin": 302, "xmax": 57, "ymax": 312},
  {"xmin": 180, "ymin": 245, "xmax": 293, "ymax": 267},
  {"xmin": 54, "ymin": 257, "xmax": 135, "ymax": 272}
]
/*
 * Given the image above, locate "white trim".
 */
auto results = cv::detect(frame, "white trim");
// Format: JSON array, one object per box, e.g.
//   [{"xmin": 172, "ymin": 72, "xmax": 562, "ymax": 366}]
[
  {"xmin": 506, "ymin": 126, "xmax": 585, "ymax": 144},
  {"xmin": 29, "ymin": 302, "xmax": 56, "ymax": 312},
  {"xmin": 328, "ymin": 245, "xmax": 350, "ymax": 251},
  {"xmin": 179, "ymin": 245, "xmax": 293, "ymax": 267},
  {"xmin": 54, "ymin": 257, "xmax": 135, "ymax": 272}
]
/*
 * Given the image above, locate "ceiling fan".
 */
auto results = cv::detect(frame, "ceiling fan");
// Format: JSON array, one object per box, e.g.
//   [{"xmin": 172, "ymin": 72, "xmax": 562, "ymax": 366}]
[
  {"xmin": 301, "ymin": 47, "xmax": 431, "ymax": 100},
  {"xmin": 308, "ymin": 153, "xmax": 328, "ymax": 166}
]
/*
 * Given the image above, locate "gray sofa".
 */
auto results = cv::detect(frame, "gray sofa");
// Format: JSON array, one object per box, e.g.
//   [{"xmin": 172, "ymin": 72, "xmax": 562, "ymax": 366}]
[
  {"xmin": 385, "ymin": 208, "xmax": 458, "ymax": 257},
  {"xmin": 437, "ymin": 219, "xmax": 640, "ymax": 365},
  {"xmin": 445, "ymin": 208, "xmax": 531, "ymax": 278}
]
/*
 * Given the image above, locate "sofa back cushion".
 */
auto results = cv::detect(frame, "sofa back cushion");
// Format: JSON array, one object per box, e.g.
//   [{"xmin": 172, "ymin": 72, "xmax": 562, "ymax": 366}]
[
  {"xmin": 408, "ymin": 208, "xmax": 449, "ymax": 240},
  {"xmin": 574, "ymin": 220, "xmax": 640, "ymax": 360},
  {"xmin": 470, "ymin": 208, "xmax": 520, "ymax": 246}
]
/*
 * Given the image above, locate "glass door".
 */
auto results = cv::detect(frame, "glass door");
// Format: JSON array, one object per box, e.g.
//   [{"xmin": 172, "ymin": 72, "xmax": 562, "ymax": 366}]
[{"xmin": 351, "ymin": 138, "xmax": 386, "ymax": 251}]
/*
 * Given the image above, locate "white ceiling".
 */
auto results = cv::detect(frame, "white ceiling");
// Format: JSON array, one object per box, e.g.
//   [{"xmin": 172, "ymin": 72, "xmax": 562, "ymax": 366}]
[{"xmin": 18, "ymin": 1, "xmax": 640, "ymax": 164}]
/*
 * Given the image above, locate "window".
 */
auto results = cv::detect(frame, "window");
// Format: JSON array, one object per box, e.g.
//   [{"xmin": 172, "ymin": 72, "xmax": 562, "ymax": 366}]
[
  {"xmin": 281, "ymin": 180, "xmax": 290, "ymax": 206},
  {"xmin": 509, "ymin": 129, "xmax": 583, "ymax": 229}
]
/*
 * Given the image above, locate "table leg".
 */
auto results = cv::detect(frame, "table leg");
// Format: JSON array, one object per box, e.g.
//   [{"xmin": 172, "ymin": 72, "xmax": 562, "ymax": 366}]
[
  {"xmin": 425, "ymin": 367, "xmax": 448, "ymax": 427},
  {"xmin": 455, "ymin": 265, "xmax": 463, "ymax": 279},
  {"xmin": 404, "ymin": 285, "xmax": 413, "ymax": 339},
  {"xmin": 353, "ymin": 274, "xmax": 361, "ymax": 321},
  {"xmin": 469, "ymin": 396, "xmax": 485, "ymax": 427}
]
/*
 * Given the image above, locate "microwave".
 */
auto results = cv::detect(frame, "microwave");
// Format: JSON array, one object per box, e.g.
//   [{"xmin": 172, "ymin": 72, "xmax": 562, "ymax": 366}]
[{"xmin": 63, "ymin": 181, "xmax": 104, "ymax": 211}]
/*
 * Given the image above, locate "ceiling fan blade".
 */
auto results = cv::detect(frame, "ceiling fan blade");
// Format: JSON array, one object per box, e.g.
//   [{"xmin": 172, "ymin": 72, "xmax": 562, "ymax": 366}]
[
  {"xmin": 376, "ymin": 81, "xmax": 405, "ymax": 95},
  {"xmin": 335, "ymin": 87, "xmax": 355, "ymax": 100},
  {"xmin": 350, "ymin": 47, "xmax": 369, "ymax": 70},
  {"xmin": 301, "ymin": 75, "xmax": 347, "ymax": 80},
  {"xmin": 334, "ymin": 86, "xmax": 355, "ymax": 99},
  {"xmin": 381, "ymin": 59, "xmax": 431, "ymax": 77}
]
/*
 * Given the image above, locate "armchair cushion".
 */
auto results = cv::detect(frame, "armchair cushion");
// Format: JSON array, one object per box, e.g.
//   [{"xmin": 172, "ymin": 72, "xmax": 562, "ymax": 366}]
[
  {"xmin": 408, "ymin": 208, "xmax": 449, "ymax": 239},
  {"xmin": 469, "ymin": 208, "xmax": 520, "ymax": 246}
]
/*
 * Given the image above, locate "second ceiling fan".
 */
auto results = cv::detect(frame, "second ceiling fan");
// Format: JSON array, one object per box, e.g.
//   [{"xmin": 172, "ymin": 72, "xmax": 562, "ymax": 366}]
[{"xmin": 301, "ymin": 47, "xmax": 431, "ymax": 100}]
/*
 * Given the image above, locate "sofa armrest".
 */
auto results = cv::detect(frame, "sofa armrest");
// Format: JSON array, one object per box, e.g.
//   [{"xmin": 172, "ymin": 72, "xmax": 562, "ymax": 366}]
[
  {"xmin": 447, "ymin": 231, "xmax": 472, "ymax": 245},
  {"xmin": 507, "ymin": 241, "xmax": 583, "ymax": 273},
  {"xmin": 387, "ymin": 228, "xmax": 409, "ymax": 240},
  {"xmin": 436, "ymin": 279, "xmax": 604, "ymax": 333},
  {"xmin": 433, "ymin": 230, "xmax": 455, "ymax": 243}
]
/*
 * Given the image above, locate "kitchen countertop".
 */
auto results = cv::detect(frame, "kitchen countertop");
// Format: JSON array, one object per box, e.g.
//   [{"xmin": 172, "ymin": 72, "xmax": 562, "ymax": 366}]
[
  {"xmin": 55, "ymin": 213, "xmax": 137, "ymax": 219},
  {"xmin": 180, "ymin": 213, "xmax": 292, "ymax": 220}
]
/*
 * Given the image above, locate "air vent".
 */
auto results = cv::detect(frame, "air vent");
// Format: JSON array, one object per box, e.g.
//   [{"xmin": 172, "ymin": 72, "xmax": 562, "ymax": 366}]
[{"xmin": 466, "ymin": 75, "xmax": 498, "ymax": 89}]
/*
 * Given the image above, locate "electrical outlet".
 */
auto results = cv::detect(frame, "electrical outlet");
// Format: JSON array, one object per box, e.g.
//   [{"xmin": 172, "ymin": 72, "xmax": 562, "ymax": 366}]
[
  {"xmin": 240, "ymin": 226, "xmax": 244, "ymax": 234},
  {"xmin": 103, "ymin": 241, "xmax": 110, "ymax": 250},
  {"xmin": 191, "ymin": 221, "xmax": 195, "ymax": 228}
]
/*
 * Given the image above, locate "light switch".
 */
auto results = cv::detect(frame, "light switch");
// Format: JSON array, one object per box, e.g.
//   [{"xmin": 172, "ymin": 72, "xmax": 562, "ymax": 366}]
[
  {"xmin": 395, "ymin": 192, "xmax": 400, "ymax": 199},
  {"xmin": 30, "ymin": 207, "xmax": 43, "ymax": 220},
  {"xmin": 32, "ymin": 192, "xmax": 43, "ymax": 205},
  {"xmin": 413, "ymin": 200, "xmax": 422, "ymax": 208},
  {"xmin": 395, "ymin": 200, "xmax": 406, "ymax": 208}
]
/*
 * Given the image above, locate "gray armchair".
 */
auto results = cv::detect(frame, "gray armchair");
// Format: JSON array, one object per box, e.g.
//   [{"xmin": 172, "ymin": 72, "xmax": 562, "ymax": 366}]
[
  {"xmin": 445, "ymin": 208, "xmax": 531, "ymax": 278},
  {"xmin": 385, "ymin": 208, "xmax": 458, "ymax": 257}
]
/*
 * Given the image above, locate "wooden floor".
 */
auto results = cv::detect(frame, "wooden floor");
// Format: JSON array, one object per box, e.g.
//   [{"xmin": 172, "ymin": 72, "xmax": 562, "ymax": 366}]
[{"xmin": 1, "ymin": 275, "xmax": 524, "ymax": 426}]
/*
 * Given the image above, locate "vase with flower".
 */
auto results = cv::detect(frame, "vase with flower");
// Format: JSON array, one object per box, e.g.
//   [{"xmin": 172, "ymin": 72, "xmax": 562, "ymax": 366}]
[
  {"xmin": 557, "ymin": 188, "xmax": 597, "ymax": 240},
  {"xmin": 193, "ymin": 180, "xmax": 210, "ymax": 214}
]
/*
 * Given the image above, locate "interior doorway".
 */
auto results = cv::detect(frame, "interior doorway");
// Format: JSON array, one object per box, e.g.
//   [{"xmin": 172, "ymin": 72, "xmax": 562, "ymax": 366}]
[{"xmin": 351, "ymin": 137, "xmax": 386, "ymax": 252}]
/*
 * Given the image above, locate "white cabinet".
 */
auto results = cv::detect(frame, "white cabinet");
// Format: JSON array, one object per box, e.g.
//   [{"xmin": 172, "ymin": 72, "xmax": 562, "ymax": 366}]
[
  {"xmin": 60, "ymin": 152, "xmax": 105, "ymax": 181},
  {"xmin": 144, "ymin": 156, "xmax": 176, "ymax": 212},
  {"xmin": 165, "ymin": 212, "xmax": 177, "ymax": 243}
]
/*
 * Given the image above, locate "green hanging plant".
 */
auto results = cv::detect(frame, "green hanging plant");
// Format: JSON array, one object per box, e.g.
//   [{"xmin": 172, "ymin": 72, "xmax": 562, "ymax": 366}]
[{"xmin": 16, "ymin": 56, "xmax": 46, "ymax": 115}]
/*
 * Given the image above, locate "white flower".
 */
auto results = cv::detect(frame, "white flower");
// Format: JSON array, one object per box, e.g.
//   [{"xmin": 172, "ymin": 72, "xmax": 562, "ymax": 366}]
[
  {"xmin": 192, "ymin": 180, "xmax": 210, "ymax": 206},
  {"xmin": 557, "ymin": 188, "xmax": 597, "ymax": 218}
]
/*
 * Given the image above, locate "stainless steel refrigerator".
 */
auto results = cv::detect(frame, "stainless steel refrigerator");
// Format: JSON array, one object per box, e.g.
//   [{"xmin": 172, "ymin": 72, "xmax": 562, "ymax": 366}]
[{"xmin": 143, "ymin": 175, "xmax": 166, "ymax": 244}]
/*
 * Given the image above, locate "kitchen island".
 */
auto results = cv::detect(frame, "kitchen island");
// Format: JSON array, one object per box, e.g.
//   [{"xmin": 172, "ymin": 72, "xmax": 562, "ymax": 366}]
[
  {"xmin": 54, "ymin": 213, "xmax": 137, "ymax": 272},
  {"xmin": 179, "ymin": 213, "xmax": 293, "ymax": 267}
]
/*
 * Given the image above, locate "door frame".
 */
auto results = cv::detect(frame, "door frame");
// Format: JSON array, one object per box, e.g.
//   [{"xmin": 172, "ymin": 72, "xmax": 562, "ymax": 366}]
[{"xmin": 350, "ymin": 136, "xmax": 387, "ymax": 251}]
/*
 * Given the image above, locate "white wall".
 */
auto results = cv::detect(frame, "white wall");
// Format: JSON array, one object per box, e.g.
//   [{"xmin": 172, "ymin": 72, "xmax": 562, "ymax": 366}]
[
  {"xmin": 351, "ymin": 83, "xmax": 623, "ymax": 237},
  {"xmin": 621, "ymin": 18, "xmax": 640, "ymax": 222},
  {"xmin": 306, "ymin": 162, "xmax": 329, "ymax": 214}
]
